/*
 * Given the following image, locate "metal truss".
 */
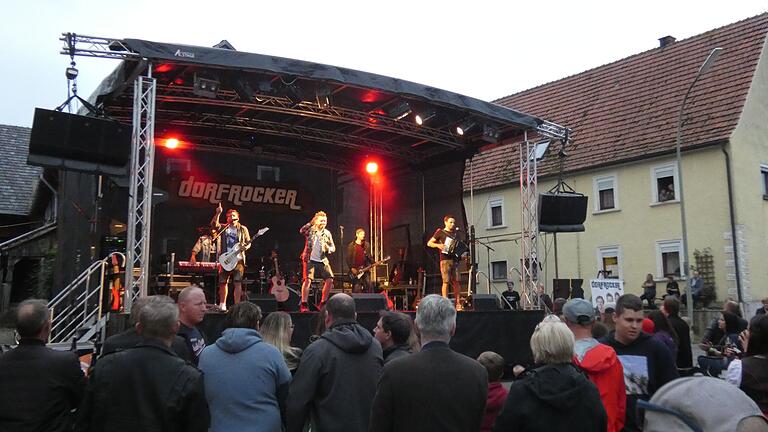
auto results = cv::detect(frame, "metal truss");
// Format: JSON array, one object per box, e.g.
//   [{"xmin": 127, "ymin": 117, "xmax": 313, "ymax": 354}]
[
  {"xmin": 536, "ymin": 120, "xmax": 570, "ymax": 141},
  {"xmin": 519, "ymin": 133, "xmax": 540, "ymax": 310},
  {"xmin": 124, "ymin": 75, "xmax": 157, "ymax": 310},
  {"xmin": 60, "ymin": 33, "xmax": 140, "ymax": 60}
]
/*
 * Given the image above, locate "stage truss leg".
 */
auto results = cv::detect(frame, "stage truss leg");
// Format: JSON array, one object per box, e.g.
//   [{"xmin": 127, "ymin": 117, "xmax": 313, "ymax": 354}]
[
  {"xmin": 520, "ymin": 134, "xmax": 539, "ymax": 310},
  {"xmin": 124, "ymin": 73, "xmax": 157, "ymax": 312},
  {"xmin": 369, "ymin": 177, "xmax": 384, "ymax": 280}
]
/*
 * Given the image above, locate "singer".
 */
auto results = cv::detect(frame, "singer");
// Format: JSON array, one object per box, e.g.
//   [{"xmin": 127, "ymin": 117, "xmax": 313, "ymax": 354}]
[
  {"xmin": 211, "ymin": 203, "xmax": 251, "ymax": 311},
  {"xmin": 427, "ymin": 214, "xmax": 463, "ymax": 310},
  {"xmin": 298, "ymin": 211, "xmax": 336, "ymax": 312}
]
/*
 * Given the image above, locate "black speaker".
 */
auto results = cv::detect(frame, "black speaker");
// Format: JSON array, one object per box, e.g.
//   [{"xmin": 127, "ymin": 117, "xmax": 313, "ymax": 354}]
[
  {"xmin": 538, "ymin": 193, "xmax": 588, "ymax": 233},
  {"xmin": 571, "ymin": 279, "xmax": 585, "ymax": 299},
  {"xmin": 553, "ymin": 279, "xmax": 571, "ymax": 299},
  {"xmin": 473, "ymin": 294, "xmax": 500, "ymax": 311},
  {"xmin": 28, "ymin": 108, "xmax": 131, "ymax": 176},
  {"xmin": 247, "ymin": 293, "xmax": 278, "ymax": 313},
  {"xmin": 351, "ymin": 293, "xmax": 389, "ymax": 312}
]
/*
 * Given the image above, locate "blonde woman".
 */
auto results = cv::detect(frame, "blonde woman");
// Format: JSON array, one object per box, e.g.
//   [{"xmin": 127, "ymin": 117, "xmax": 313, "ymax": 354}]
[{"xmin": 261, "ymin": 312, "xmax": 302, "ymax": 374}]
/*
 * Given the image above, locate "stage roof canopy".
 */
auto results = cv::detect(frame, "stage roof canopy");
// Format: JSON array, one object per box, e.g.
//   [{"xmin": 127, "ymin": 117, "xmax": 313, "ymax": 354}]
[{"xmin": 77, "ymin": 35, "xmax": 566, "ymax": 172}]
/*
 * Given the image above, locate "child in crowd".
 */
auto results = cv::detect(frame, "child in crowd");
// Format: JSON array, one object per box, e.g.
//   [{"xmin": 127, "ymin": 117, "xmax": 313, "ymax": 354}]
[{"xmin": 477, "ymin": 351, "xmax": 509, "ymax": 432}]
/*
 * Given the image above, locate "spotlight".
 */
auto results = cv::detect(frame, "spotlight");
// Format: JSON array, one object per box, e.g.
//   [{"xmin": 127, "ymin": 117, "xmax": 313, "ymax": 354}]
[
  {"xmin": 482, "ymin": 124, "xmax": 501, "ymax": 143},
  {"xmin": 233, "ymin": 78, "xmax": 254, "ymax": 103},
  {"xmin": 65, "ymin": 66, "xmax": 78, "ymax": 80},
  {"xmin": 415, "ymin": 109, "xmax": 436, "ymax": 126},
  {"xmin": 366, "ymin": 161, "xmax": 379, "ymax": 174},
  {"xmin": 456, "ymin": 120, "xmax": 476, "ymax": 136},
  {"xmin": 193, "ymin": 74, "xmax": 220, "ymax": 98},
  {"xmin": 387, "ymin": 100, "xmax": 412, "ymax": 121},
  {"xmin": 164, "ymin": 138, "xmax": 180, "ymax": 149}
]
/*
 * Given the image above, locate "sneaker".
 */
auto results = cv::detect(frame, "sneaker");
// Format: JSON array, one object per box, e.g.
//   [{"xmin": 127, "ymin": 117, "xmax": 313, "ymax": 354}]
[
  {"xmin": 219, "ymin": 303, "xmax": 227, "ymax": 312},
  {"xmin": 299, "ymin": 302, "xmax": 310, "ymax": 313}
]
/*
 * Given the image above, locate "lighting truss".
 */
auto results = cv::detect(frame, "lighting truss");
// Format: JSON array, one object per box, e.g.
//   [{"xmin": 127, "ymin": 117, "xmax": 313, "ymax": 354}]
[
  {"xmin": 519, "ymin": 133, "xmax": 540, "ymax": 310},
  {"xmin": 59, "ymin": 33, "xmax": 140, "ymax": 60}
]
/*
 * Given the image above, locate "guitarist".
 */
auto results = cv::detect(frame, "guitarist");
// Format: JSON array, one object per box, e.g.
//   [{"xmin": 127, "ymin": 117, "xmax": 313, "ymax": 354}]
[
  {"xmin": 346, "ymin": 228, "xmax": 373, "ymax": 293},
  {"xmin": 427, "ymin": 214, "xmax": 463, "ymax": 311},
  {"xmin": 299, "ymin": 211, "xmax": 336, "ymax": 312},
  {"xmin": 212, "ymin": 203, "xmax": 251, "ymax": 311}
]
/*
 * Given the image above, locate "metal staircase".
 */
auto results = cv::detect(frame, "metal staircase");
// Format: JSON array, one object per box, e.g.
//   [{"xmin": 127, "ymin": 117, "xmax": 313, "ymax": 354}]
[{"xmin": 47, "ymin": 252, "xmax": 125, "ymax": 346}]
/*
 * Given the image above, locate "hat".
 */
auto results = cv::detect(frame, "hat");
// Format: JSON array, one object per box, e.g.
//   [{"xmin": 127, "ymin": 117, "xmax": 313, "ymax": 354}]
[
  {"xmin": 642, "ymin": 318, "xmax": 655, "ymax": 334},
  {"xmin": 644, "ymin": 377, "xmax": 767, "ymax": 432},
  {"xmin": 563, "ymin": 299, "xmax": 595, "ymax": 324}
]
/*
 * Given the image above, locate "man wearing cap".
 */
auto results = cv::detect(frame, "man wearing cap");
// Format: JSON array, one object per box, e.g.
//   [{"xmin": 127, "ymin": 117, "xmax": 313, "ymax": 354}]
[{"xmin": 563, "ymin": 299, "xmax": 626, "ymax": 432}]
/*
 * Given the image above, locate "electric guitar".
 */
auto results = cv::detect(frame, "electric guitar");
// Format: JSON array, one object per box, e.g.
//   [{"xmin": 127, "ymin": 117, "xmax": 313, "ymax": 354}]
[
  {"xmin": 219, "ymin": 227, "xmax": 270, "ymax": 271},
  {"xmin": 269, "ymin": 253, "xmax": 289, "ymax": 302},
  {"xmin": 350, "ymin": 256, "xmax": 391, "ymax": 280}
]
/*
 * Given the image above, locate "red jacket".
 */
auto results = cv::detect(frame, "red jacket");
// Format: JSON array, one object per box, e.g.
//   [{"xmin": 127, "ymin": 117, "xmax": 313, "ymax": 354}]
[
  {"xmin": 480, "ymin": 381, "xmax": 508, "ymax": 432},
  {"xmin": 573, "ymin": 341, "xmax": 626, "ymax": 432}
]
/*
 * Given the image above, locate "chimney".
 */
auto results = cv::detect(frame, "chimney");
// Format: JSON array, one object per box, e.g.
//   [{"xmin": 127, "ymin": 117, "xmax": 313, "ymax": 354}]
[{"xmin": 658, "ymin": 35, "xmax": 676, "ymax": 48}]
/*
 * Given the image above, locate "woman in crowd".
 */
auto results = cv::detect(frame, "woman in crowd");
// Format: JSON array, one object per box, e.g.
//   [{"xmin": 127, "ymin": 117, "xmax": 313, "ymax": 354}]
[
  {"xmin": 726, "ymin": 314, "xmax": 768, "ymax": 415},
  {"xmin": 698, "ymin": 311, "xmax": 743, "ymax": 376},
  {"xmin": 493, "ymin": 316, "xmax": 606, "ymax": 431},
  {"xmin": 261, "ymin": 311, "xmax": 303, "ymax": 374},
  {"xmin": 647, "ymin": 310, "xmax": 679, "ymax": 359}
]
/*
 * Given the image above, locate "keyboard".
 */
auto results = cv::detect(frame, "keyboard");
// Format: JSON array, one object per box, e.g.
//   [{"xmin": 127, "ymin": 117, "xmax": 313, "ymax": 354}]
[{"xmin": 176, "ymin": 261, "xmax": 218, "ymax": 274}]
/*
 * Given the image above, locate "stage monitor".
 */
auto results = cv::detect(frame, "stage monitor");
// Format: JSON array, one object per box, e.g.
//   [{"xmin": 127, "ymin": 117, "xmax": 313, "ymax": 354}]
[
  {"xmin": 28, "ymin": 108, "xmax": 131, "ymax": 176},
  {"xmin": 538, "ymin": 193, "xmax": 588, "ymax": 233},
  {"xmin": 473, "ymin": 293, "xmax": 500, "ymax": 311},
  {"xmin": 351, "ymin": 293, "xmax": 389, "ymax": 312},
  {"xmin": 247, "ymin": 293, "xmax": 278, "ymax": 313}
]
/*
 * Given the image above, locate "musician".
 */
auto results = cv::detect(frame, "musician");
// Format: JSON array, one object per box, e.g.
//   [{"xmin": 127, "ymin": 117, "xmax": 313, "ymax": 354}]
[
  {"xmin": 299, "ymin": 211, "xmax": 336, "ymax": 312},
  {"xmin": 427, "ymin": 215, "xmax": 463, "ymax": 310},
  {"xmin": 346, "ymin": 228, "xmax": 373, "ymax": 293},
  {"xmin": 189, "ymin": 226, "xmax": 217, "ymax": 263},
  {"xmin": 211, "ymin": 203, "xmax": 251, "ymax": 311}
]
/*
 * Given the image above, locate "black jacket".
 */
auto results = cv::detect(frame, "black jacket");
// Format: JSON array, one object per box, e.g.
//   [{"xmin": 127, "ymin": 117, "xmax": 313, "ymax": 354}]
[
  {"xmin": 102, "ymin": 327, "xmax": 192, "ymax": 361},
  {"xmin": 75, "ymin": 339, "xmax": 209, "ymax": 432},
  {"xmin": 287, "ymin": 319, "xmax": 383, "ymax": 432},
  {"xmin": 370, "ymin": 341, "xmax": 488, "ymax": 432},
  {"xmin": 346, "ymin": 241, "xmax": 372, "ymax": 270},
  {"xmin": 493, "ymin": 363, "xmax": 606, "ymax": 432},
  {"xmin": 382, "ymin": 343, "xmax": 411, "ymax": 364},
  {"xmin": 0, "ymin": 338, "xmax": 85, "ymax": 432},
  {"xmin": 667, "ymin": 314, "xmax": 693, "ymax": 368}
]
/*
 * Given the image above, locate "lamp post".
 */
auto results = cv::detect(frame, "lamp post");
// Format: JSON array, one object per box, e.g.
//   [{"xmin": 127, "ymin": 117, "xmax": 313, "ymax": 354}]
[{"xmin": 677, "ymin": 47, "xmax": 722, "ymax": 324}]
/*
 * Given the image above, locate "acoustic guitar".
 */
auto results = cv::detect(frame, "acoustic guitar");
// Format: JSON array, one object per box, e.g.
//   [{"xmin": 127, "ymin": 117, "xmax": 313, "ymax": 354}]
[{"xmin": 269, "ymin": 253, "xmax": 289, "ymax": 302}]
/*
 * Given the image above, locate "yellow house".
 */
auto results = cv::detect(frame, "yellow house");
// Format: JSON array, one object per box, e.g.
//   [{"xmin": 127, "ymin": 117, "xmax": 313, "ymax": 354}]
[{"xmin": 463, "ymin": 14, "xmax": 768, "ymax": 310}]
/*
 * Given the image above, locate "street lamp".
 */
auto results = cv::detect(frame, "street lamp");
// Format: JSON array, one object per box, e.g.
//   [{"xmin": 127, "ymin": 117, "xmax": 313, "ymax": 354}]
[{"xmin": 677, "ymin": 47, "xmax": 722, "ymax": 324}]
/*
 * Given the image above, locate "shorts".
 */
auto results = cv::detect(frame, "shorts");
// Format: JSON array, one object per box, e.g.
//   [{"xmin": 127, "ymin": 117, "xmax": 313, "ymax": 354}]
[
  {"xmin": 219, "ymin": 262, "xmax": 245, "ymax": 284},
  {"xmin": 303, "ymin": 260, "xmax": 334, "ymax": 281},
  {"xmin": 440, "ymin": 259, "xmax": 460, "ymax": 284}
]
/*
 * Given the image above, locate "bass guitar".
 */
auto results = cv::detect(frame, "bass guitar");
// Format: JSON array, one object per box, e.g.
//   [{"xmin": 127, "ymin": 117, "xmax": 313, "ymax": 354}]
[
  {"xmin": 350, "ymin": 256, "xmax": 391, "ymax": 280},
  {"xmin": 219, "ymin": 227, "xmax": 270, "ymax": 271},
  {"xmin": 269, "ymin": 252, "xmax": 289, "ymax": 302}
]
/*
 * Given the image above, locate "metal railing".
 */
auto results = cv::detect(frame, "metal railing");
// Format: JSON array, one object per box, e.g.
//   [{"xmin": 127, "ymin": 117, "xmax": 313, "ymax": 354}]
[{"xmin": 48, "ymin": 252, "xmax": 124, "ymax": 344}]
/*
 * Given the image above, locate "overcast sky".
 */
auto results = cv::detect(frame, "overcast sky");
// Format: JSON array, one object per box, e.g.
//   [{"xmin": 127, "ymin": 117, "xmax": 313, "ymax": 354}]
[{"xmin": 1, "ymin": 1, "xmax": 766, "ymax": 127}]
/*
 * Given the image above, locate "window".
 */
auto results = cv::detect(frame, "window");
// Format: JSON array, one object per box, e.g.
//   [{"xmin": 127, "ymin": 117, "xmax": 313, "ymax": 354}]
[
  {"xmin": 761, "ymin": 165, "xmax": 768, "ymax": 199},
  {"xmin": 491, "ymin": 261, "xmax": 508, "ymax": 281},
  {"xmin": 166, "ymin": 158, "xmax": 191, "ymax": 174},
  {"xmin": 651, "ymin": 164, "xmax": 678, "ymax": 203},
  {"xmin": 656, "ymin": 240, "xmax": 682, "ymax": 278},
  {"xmin": 593, "ymin": 174, "xmax": 618, "ymax": 211},
  {"xmin": 596, "ymin": 246, "xmax": 622, "ymax": 279},
  {"xmin": 257, "ymin": 165, "xmax": 281, "ymax": 182},
  {"xmin": 487, "ymin": 197, "xmax": 505, "ymax": 228}
]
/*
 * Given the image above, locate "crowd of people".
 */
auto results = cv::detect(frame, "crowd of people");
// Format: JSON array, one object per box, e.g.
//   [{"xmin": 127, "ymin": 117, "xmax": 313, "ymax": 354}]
[{"xmin": 1, "ymin": 289, "xmax": 767, "ymax": 431}]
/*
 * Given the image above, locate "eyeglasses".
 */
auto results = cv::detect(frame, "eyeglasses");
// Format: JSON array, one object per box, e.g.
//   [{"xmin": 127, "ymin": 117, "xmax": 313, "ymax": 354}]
[{"xmin": 636, "ymin": 399, "xmax": 702, "ymax": 432}]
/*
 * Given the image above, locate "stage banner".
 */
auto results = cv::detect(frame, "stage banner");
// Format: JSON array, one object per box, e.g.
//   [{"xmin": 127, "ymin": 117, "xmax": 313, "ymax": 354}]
[{"xmin": 589, "ymin": 279, "xmax": 624, "ymax": 313}]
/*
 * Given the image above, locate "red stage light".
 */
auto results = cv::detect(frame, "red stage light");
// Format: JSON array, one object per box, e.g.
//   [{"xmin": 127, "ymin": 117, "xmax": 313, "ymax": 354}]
[
  {"xmin": 155, "ymin": 63, "xmax": 173, "ymax": 73},
  {"xmin": 164, "ymin": 138, "xmax": 180, "ymax": 149},
  {"xmin": 366, "ymin": 161, "xmax": 379, "ymax": 174},
  {"xmin": 173, "ymin": 78, "xmax": 185, "ymax": 86}
]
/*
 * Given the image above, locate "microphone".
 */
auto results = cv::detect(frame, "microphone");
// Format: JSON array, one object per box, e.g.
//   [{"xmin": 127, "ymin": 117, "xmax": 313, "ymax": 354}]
[{"xmin": 455, "ymin": 227, "xmax": 461, "ymax": 231}]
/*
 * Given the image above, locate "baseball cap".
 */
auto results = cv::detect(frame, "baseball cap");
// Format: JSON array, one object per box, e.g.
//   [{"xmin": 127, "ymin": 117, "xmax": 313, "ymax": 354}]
[
  {"xmin": 643, "ymin": 377, "xmax": 767, "ymax": 432},
  {"xmin": 563, "ymin": 299, "xmax": 595, "ymax": 324}
]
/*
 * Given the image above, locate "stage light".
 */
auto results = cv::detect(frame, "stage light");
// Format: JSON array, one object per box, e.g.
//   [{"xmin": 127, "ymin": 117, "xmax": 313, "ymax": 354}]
[
  {"xmin": 193, "ymin": 74, "xmax": 220, "ymax": 99},
  {"xmin": 456, "ymin": 120, "xmax": 476, "ymax": 136},
  {"xmin": 415, "ymin": 109, "xmax": 436, "ymax": 126},
  {"xmin": 387, "ymin": 100, "xmax": 412, "ymax": 121},
  {"xmin": 366, "ymin": 161, "xmax": 379, "ymax": 174},
  {"xmin": 164, "ymin": 138, "xmax": 180, "ymax": 149},
  {"xmin": 482, "ymin": 124, "xmax": 501, "ymax": 143},
  {"xmin": 154, "ymin": 63, "xmax": 173, "ymax": 73}
]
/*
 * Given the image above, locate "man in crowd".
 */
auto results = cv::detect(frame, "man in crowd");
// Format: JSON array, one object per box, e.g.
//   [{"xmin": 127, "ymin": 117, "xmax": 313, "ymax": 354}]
[
  {"xmin": 373, "ymin": 310, "xmax": 414, "ymax": 364},
  {"xmin": 563, "ymin": 298, "xmax": 626, "ymax": 432},
  {"xmin": 76, "ymin": 296, "xmax": 209, "ymax": 431},
  {"xmin": 682, "ymin": 270, "xmax": 703, "ymax": 306},
  {"xmin": 369, "ymin": 295, "xmax": 488, "ymax": 432},
  {"xmin": 199, "ymin": 302, "xmax": 291, "ymax": 432},
  {"xmin": 0, "ymin": 299, "xmax": 85, "ymax": 432},
  {"xmin": 660, "ymin": 297, "xmax": 693, "ymax": 370},
  {"xmin": 102, "ymin": 296, "xmax": 190, "ymax": 360},
  {"xmin": 177, "ymin": 285, "xmax": 208, "ymax": 365},
  {"xmin": 601, "ymin": 294, "xmax": 678, "ymax": 431},
  {"xmin": 287, "ymin": 293, "xmax": 382, "ymax": 432}
]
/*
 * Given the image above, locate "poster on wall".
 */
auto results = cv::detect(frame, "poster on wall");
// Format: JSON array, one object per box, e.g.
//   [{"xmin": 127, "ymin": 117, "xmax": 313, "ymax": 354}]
[{"xmin": 589, "ymin": 279, "xmax": 625, "ymax": 313}]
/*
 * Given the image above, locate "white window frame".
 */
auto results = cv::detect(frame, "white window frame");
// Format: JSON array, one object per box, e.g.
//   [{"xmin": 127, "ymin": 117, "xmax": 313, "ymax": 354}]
[
  {"xmin": 491, "ymin": 260, "xmax": 508, "ymax": 281},
  {"xmin": 650, "ymin": 163, "xmax": 679, "ymax": 205},
  {"xmin": 656, "ymin": 239, "xmax": 682, "ymax": 279},
  {"xmin": 487, "ymin": 197, "xmax": 506, "ymax": 229},
  {"xmin": 257, "ymin": 165, "xmax": 281, "ymax": 182},
  {"xmin": 593, "ymin": 174, "xmax": 619, "ymax": 213},
  {"xmin": 760, "ymin": 164, "xmax": 768, "ymax": 199},
  {"xmin": 596, "ymin": 245, "xmax": 622, "ymax": 279}
]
